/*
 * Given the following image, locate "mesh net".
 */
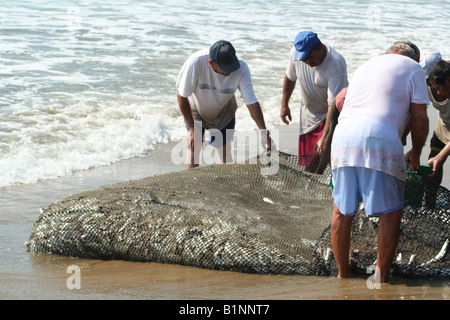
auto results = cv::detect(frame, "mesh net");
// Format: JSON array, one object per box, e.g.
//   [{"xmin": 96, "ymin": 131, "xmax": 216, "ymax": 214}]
[{"xmin": 28, "ymin": 152, "xmax": 450, "ymax": 279}]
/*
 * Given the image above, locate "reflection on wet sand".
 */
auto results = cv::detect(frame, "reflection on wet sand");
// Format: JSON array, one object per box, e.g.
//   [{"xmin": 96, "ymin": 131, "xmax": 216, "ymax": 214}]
[{"xmin": 23, "ymin": 253, "xmax": 450, "ymax": 300}]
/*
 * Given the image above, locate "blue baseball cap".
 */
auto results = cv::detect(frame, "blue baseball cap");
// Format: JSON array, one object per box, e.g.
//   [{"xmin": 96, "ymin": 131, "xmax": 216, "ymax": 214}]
[{"xmin": 294, "ymin": 31, "xmax": 320, "ymax": 61}]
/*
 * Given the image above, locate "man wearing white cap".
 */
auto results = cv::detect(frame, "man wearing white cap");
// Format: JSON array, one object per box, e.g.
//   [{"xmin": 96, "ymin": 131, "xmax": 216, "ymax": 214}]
[
  {"xmin": 281, "ymin": 31, "xmax": 348, "ymax": 168},
  {"xmin": 177, "ymin": 40, "xmax": 272, "ymax": 169}
]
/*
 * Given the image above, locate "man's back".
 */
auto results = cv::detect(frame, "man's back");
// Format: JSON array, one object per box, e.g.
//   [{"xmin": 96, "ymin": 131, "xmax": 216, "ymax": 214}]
[
  {"xmin": 331, "ymin": 53, "xmax": 429, "ymax": 181},
  {"xmin": 340, "ymin": 54, "xmax": 426, "ymax": 131}
]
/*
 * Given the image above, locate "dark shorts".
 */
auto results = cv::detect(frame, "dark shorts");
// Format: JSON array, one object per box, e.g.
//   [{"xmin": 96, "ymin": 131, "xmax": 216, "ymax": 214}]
[
  {"xmin": 186, "ymin": 117, "xmax": 236, "ymax": 148},
  {"xmin": 430, "ymin": 132, "xmax": 446, "ymax": 153}
]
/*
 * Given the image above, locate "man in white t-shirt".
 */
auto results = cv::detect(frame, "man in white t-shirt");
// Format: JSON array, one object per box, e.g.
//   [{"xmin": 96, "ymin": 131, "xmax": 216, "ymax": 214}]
[
  {"xmin": 330, "ymin": 43, "xmax": 429, "ymax": 283},
  {"xmin": 281, "ymin": 31, "xmax": 348, "ymax": 168},
  {"xmin": 177, "ymin": 40, "xmax": 271, "ymax": 169}
]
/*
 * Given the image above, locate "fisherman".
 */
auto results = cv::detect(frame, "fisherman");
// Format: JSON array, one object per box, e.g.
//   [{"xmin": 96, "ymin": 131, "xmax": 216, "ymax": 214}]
[
  {"xmin": 330, "ymin": 42, "xmax": 429, "ymax": 283},
  {"xmin": 395, "ymin": 40, "xmax": 421, "ymax": 62},
  {"xmin": 177, "ymin": 40, "xmax": 272, "ymax": 169},
  {"xmin": 280, "ymin": 31, "xmax": 348, "ymax": 169},
  {"xmin": 315, "ymin": 41, "xmax": 420, "ymax": 174},
  {"xmin": 314, "ymin": 86, "xmax": 348, "ymax": 174},
  {"xmin": 425, "ymin": 59, "xmax": 450, "ymax": 185}
]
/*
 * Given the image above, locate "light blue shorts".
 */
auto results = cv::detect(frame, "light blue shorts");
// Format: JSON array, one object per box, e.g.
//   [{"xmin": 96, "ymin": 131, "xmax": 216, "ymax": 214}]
[{"xmin": 332, "ymin": 167, "xmax": 405, "ymax": 216}]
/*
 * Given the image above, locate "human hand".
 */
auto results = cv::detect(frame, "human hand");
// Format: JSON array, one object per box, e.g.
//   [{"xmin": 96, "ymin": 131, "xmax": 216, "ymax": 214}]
[
  {"xmin": 315, "ymin": 138, "xmax": 323, "ymax": 156},
  {"xmin": 427, "ymin": 154, "xmax": 445, "ymax": 175},
  {"xmin": 260, "ymin": 131, "xmax": 276, "ymax": 151},
  {"xmin": 280, "ymin": 105, "xmax": 292, "ymax": 125},
  {"xmin": 405, "ymin": 150, "xmax": 420, "ymax": 171}
]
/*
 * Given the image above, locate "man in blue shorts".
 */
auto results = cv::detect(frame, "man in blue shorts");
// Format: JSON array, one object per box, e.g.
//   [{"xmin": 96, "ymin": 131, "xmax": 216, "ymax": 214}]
[
  {"xmin": 330, "ymin": 42, "xmax": 429, "ymax": 283},
  {"xmin": 177, "ymin": 40, "xmax": 272, "ymax": 169}
]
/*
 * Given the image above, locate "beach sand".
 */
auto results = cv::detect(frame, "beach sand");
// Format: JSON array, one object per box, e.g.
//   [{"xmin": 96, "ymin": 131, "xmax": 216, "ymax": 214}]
[{"xmin": 1, "ymin": 123, "xmax": 449, "ymax": 301}]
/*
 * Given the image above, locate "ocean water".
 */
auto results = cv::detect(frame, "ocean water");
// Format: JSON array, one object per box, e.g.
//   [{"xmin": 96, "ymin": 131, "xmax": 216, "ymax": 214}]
[
  {"xmin": 1, "ymin": 0, "xmax": 450, "ymax": 300},
  {"xmin": 1, "ymin": 0, "xmax": 449, "ymax": 188}
]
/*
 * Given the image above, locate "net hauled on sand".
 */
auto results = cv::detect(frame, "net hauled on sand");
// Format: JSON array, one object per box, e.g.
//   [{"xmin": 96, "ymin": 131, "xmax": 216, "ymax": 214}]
[{"xmin": 27, "ymin": 152, "xmax": 450, "ymax": 279}]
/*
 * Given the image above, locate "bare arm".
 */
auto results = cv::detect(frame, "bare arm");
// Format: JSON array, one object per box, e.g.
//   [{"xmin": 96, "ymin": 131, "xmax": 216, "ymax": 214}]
[
  {"xmin": 315, "ymin": 103, "xmax": 333, "ymax": 155},
  {"xmin": 314, "ymin": 104, "xmax": 333, "ymax": 174},
  {"xmin": 177, "ymin": 93, "xmax": 198, "ymax": 168},
  {"xmin": 405, "ymin": 103, "xmax": 429, "ymax": 170},
  {"xmin": 247, "ymin": 102, "xmax": 266, "ymax": 129},
  {"xmin": 177, "ymin": 93, "xmax": 194, "ymax": 131},
  {"xmin": 281, "ymin": 76, "xmax": 296, "ymax": 125},
  {"xmin": 247, "ymin": 102, "xmax": 273, "ymax": 150},
  {"xmin": 427, "ymin": 141, "xmax": 450, "ymax": 174}
]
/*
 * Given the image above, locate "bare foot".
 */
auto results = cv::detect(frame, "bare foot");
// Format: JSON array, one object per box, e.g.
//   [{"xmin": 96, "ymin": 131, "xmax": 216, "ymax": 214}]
[{"xmin": 338, "ymin": 259, "xmax": 355, "ymax": 278}]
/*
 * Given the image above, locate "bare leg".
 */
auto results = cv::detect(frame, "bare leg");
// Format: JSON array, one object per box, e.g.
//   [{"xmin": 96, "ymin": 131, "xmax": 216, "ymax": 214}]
[
  {"xmin": 186, "ymin": 149, "xmax": 200, "ymax": 169},
  {"xmin": 375, "ymin": 209, "xmax": 402, "ymax": 283},
  {"xmin": 217, "ymin": 141, "xmax": 232, "ymax": 164},
  {"xmin": 331, "ymin": 204, "xmax": 355, "ymax": 278}
]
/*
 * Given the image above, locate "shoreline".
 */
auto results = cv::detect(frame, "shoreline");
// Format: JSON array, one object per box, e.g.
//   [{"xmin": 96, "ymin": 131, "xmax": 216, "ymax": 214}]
[
  {"xmin": 1, "ymin": 124, "xmax": 449, "ymax": 300},
  {"xmin": 2, "ymin": 113, "xmax": 448, "ymax": 196}
]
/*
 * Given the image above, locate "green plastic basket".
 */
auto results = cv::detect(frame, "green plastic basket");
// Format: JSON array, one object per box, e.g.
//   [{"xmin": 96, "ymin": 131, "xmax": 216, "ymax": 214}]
[{"xmin": 405, "ymin": 164, "xmax": 431, "ymax": 208}]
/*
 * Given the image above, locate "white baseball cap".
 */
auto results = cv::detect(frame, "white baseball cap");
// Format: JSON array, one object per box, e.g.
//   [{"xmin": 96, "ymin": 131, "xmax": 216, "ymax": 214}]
[{"xmin": 420, "ymin": 50, "xmax": 442, "ymax": 78}]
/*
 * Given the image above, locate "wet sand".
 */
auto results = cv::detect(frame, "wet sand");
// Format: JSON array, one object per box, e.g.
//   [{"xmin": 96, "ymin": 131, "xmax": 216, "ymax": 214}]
[
  {"xmin": 1, "ymin": 119, "xmax": 449, "ymax": 301},
  {"xmin": 7, "ymin": 254, "xmax": 449, "ymax": 300}
]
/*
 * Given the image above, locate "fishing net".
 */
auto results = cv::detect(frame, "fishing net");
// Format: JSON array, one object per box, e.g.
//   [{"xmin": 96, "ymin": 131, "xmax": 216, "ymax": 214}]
[{"xmin": 27, "ymin": 151, "xmax": 450, "ymax": 279}]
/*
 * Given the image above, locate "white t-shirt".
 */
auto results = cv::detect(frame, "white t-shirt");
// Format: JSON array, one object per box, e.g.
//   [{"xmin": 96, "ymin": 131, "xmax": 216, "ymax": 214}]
[
  {"xmin": 331, "ymin": 54, "xmax": 429, "ymax": 181},
  {"xmin": 177, "ymin": 49, "xmax": 258, "ymax": 130},
  {"xmin": 428, "ymin": 86, "xmax": 450, "ymax": 144},
  {"xmin": 286, "ymin": 44, "xmax": 348, "ymax": 135}
]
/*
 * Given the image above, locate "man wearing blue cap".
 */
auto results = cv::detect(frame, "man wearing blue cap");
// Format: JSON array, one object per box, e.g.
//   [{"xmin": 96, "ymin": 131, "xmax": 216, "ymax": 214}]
[
  {"xmin": 177, "ymin": 40, "xmax": 272, "ymax": 169},
  {"xmin": 281, "ymin": 31, "xmax": 348, "ymax": 169}
]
